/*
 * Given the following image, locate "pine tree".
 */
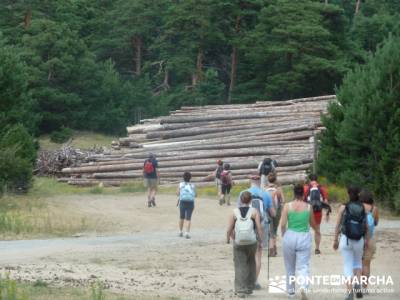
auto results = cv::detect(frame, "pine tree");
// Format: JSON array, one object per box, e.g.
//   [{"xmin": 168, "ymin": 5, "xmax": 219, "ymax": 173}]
[
  {"xmin": 246, "ymin": 0, "xmax": 348, "ymax": 100},
  {"xmin": 318, "ymin": 35, "xmax": 400, "ymax": 209}
]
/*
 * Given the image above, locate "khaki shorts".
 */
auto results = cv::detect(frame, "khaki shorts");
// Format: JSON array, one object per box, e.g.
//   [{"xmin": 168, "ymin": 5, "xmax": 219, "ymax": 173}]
[
  {"xmin": 144, "ymin": 178, "xmax": 158, "ymax": 189},
  {"xmin": 363, "ymin": 239, "xmax": 376, "ymax": 260}
]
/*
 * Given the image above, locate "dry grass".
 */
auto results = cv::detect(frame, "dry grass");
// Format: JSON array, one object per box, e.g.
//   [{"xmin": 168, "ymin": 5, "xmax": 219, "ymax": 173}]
[
  {"xmin": 38, "ymin": 131, "xmax": 117, "ymax": 151},
  {"xmin": 0, "ymin": 277, "xmax": 179, "ymax": 300}
]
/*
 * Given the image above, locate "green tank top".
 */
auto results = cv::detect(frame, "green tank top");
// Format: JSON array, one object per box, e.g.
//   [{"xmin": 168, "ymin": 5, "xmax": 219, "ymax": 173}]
[{"xmin": 288, "ymin": 203, "xmax": 310, "ymax": 232}]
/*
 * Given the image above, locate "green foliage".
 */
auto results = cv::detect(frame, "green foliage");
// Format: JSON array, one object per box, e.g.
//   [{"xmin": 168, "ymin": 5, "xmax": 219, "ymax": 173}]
[
  {"xmin": 0, "ymin": 275, "xmax": 28, "ymax": 300},
  {"xmin": 318, "ymin": 35, "xmax": 400, "ymax": 209},
  {"xmin": 0, "ymin": 125, "xmax": 37, "ymax": 194},
  {"xmin": 244, "ymin": 0, "xmax": 349, "ymax": 100},
  {"xmin": 89, "ymin": 186, "xmax": 104, "ymax": 194},
  {"xmin": 0, "ymin": 34, "xmax": 38, "ymax": 134},
  {"xmin": 119, "ymin": 182, "xmax": 146, "ymax": 194},
  {"xmin": 91, "ymin": 282, "xmax": 105, "ymax": 300},
  {"xmin": 49, "ymin": 127, "xmax": 73, "ymax": 144},
  {"xmin": 0, "ymin": 0, "xmax": 400, "ymax": 201}
]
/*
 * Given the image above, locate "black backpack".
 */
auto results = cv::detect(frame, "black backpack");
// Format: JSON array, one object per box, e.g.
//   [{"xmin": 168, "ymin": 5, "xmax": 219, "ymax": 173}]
[
  {"xmin": 342, "ymin": 202, "xmax": 366, "ymax": 240},
  {"xmin": 307, "ymin": 184, "xmax": 323, "ymax": 212},
  {"xmin": 260, "ymin": 158, "xmax": 276, "ymax": 176}
]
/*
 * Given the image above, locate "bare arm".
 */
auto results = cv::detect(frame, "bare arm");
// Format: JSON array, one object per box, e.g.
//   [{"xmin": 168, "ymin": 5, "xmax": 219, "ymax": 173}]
[
  {"xmin": 278, "ymin": 187, "xmax": 285, "ymax": 203},
  {"xmin": 280, "ymin": 203, "xmax": 289, "ymax": 237},
  {"xmin": 253, "ymin": 211, "xmax": 263, "ymax": 243},
  {"xmin": 176, "ymin": 185, "xmax": 180, "ymax": 197},
  {"xmin": 333, "ymin": 205, "xmax": 345, "ymax": 250},
  {"xmin": 226, "ymin": 214, "xmax": 236, "ymax": 244},
  {"xmin": 364, "ymin": 220, "xmax": 370, "ymax": 249},
  {"xmin": 373, "ymin": 207, "xmax": 379, "ymax": 226},
  {"xmin": 268, "ymin": 206, "xmax": 276, "ymax": 218}
]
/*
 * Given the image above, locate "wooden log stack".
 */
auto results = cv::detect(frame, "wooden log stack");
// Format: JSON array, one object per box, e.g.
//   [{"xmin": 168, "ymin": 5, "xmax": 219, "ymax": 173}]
[{"xmin": 60, "ymin": 95, "xmax": 335, "ymax": 187}]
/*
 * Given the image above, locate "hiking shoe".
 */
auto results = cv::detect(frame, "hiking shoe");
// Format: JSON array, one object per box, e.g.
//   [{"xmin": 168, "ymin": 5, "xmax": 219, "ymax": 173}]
[
  {"xmin": 235, "ymin": 293, "xmax": 246, "ymax": 298},
  {"xmin": 354, "ymin": 284, "xmax": 363, "ymax": 298},
  {"xmin": 185, "ymin": 233, "xmax": 191, "ymax": 239},
  {"xmin": 219, "ymin": 198, "xmax": 224, "ymax": 205},
  {"xmin": 178, "ymin": 232, "xmax": 183, "ymax": 237},
  {"xmin": 300, "ymin": 288, "xmax": 308, "ymax": 300},
  {"xmin": 288, "ymin": 293, "xmax": 295, "ymax": 299},
  {"xmin": 151, "ymin": 199, "xmax": 156, "ymax": 207},
  {"xmin": 147, "ymin": 201, "xmax": 152, "ymax": 208},
  {"xmin": 344, "ymin": 291, "xmax": 354, "ymax": 300},
  {"xmin": 254, "ymin": 282, "xmax": 261, "ymax": 290},
  {"xmin": 315, "ymin": 249, "xmax": 321, "ymax": 255}
]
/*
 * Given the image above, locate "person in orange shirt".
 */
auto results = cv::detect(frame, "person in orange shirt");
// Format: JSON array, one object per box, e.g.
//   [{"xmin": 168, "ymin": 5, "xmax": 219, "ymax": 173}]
[{"xmin": 303, "ymin": 174, "xmax": 330, "ymax": 255}]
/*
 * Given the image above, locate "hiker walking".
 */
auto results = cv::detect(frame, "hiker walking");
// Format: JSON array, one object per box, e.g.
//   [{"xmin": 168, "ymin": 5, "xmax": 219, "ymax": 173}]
[
  {"xmin": 303, "ymin": 174, "xmax": 331, "ymax": 254},
  {"xmin": 227, "ymin": 191, "xmax": 263, "ymax": 298},
  {"xmin": 333, "ymin": 185, "xmax": 370, "ymax": 300},
  {"xmin": 265, "ymin": 173, "xmax": 285, "ymax": 257},
  {"xmin": 281, "ymin": 183, "xmax": 316, "ymax": 299},
  {"xmin": 258, "ymin": 158, "xmax": 277, "ymax": 188},
  {"xmin": 237, "ymin": 175, "xmax": 275, "ymax": 290},
  {"xmin": 219, "ymin": 163, "xmax": 233, "ymax": 206},
  {"xmin": 360, "ymin": 189, "xmax": 379, "ymax": 293},
  {"xmin": 214, "ymin": 160, "xmax": 224, "ymax": 194},
  {"xmin": 143, "ymin": 153, "xmax": 159, "ymax": 207},
  {"xmin": 176, "ymin": 172, "xmax": 196, "ymax": 239}
]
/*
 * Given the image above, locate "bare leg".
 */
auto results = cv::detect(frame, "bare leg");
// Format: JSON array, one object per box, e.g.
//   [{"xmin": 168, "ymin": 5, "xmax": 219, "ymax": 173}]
[
  {"xmin": 147, "ymin": 187, "xmax": 152, "ymax": 206},
  {"xmin": 150, "ymin": 187, "xmax": 157, "ymax": 206},
  {"xmin": 219, "ymin": 193, "xmax": 225, "ymax": 205},
  {"xmin": 362, "ymin": 259, "xmax": 371, "ymax": 288},
  {"xmin": 270, "ymin": 237, "xmax": 276, "ymax": 256},
  {"xmin": 314, "ymin": 224, "xmax": 321, "ymax": 251},
  {"xmin": 226, "ymin": 194, "xmax": 231, "ymax": 206},
  {"xmin": 185, "ymin": 220, "xmax": 191, "ymax": 233},
  {"xmin": 179, "ymin": 219, "xmax": 184, "ymax": 232}
]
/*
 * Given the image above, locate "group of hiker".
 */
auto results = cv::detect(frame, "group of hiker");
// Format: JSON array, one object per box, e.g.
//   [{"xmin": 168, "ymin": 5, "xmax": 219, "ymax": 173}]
[{"xmin": 142, "ymin": 154, "xmax": 379, "ymax": 300}]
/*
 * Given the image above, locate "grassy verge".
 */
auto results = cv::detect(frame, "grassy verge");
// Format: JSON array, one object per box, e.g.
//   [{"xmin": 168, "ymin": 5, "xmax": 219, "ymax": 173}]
[
  {"xmin": 38, "ymin": 131, "xmax": 117, "ymax": 151},
  {"xmin": 0, "ymin": 177, "xmax": 155, "ymax": 239},
  {"xmin": 0, "ymin": 277, "xmax": 179, "ymax": 300}
]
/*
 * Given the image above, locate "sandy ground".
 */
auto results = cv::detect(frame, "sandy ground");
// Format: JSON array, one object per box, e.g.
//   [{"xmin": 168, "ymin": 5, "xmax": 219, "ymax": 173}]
[{"xmin": 1, "ymin": 193, "xmax": 400, "ymax": 299}]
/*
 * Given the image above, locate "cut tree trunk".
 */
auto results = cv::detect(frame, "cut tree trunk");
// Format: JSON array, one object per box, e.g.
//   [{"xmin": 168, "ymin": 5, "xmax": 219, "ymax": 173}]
[
  {"xmin": 133, "ymin": 36, "xmax": 142, "ymax": 75},
  {"xmin": 192, "ymin": 48, "xmax": 204, "ymax": 86}
]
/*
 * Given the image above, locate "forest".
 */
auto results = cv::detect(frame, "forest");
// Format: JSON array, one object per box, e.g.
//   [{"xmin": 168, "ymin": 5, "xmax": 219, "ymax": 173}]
[{"xmin": 1, "ymin": 0, "xmax": 400, "ymax": 207}]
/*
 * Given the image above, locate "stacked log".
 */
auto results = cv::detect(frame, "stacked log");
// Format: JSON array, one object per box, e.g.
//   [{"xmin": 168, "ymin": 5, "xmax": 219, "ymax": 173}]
[{"xmin": 59, "ymin": 95, "xmax": 335, "ymax": 186}]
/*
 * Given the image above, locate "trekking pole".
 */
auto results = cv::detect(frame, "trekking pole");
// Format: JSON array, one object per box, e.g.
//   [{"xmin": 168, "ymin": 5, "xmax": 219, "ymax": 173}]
[{"xmin": 267, "ymin": 221, "xmax": 270, "ymax": 284}]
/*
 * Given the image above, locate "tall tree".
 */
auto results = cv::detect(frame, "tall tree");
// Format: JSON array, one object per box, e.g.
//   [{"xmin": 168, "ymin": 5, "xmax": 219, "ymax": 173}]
[
  {"xmin": 318, "ymin": 35, "xmax": 400, "ymax": 210},
  {"xmin": 0, "ymin": 34, "xmax": 38, "ymax": 134},
  {"xmin": 245, "ymin": 0, "xmax": 348, "ymax": 100}
]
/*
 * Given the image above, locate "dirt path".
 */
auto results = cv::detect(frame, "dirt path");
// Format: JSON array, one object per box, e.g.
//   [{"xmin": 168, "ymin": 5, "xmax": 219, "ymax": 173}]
[{"xmin": 1, "ymin": 194, "xmax": 400, "ymax": 299}]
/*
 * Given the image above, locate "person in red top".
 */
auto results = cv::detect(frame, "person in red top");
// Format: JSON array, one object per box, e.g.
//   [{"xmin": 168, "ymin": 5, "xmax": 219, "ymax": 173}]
[{"xmin": 303, "ymin": 174, "xmax": 329, "ymax": 255}]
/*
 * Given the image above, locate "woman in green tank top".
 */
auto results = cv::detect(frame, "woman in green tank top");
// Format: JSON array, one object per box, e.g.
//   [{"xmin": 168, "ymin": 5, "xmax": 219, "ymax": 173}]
[{"xmin": 280, "ymin": 184, "xmax": 316, "ymax": 299}]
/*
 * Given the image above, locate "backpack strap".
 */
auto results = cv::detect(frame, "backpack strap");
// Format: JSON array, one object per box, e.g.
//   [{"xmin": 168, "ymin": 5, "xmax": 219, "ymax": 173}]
[
  {"xmin": 245, "ymin": 207, "xmax": 253, "ymax": 219},
  {"xmin": 234, "ymin": 208, "xmax": 241, "ymax": 220}
]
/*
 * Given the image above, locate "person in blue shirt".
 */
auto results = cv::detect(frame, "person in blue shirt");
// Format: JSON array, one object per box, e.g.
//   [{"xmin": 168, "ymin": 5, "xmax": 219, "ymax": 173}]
[{"xmin": 237, "ymin": 175, "xmax": 275, "ymax": 290}]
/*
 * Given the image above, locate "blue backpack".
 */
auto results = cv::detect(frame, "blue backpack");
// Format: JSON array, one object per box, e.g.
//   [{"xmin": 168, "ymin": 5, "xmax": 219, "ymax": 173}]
[{"xmin": 179, "ymin": 182, "xmax": 195, "ymax": 201}]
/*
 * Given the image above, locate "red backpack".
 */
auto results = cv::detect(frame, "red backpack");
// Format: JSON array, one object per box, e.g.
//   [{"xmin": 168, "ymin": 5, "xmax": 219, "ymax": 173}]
[
  {"xmin": 220, "ymin": 170, "xmax": 231, "ymax": 185},
  {"xmin": 144, "ymin": 160, "xmax": 155, "ymax": 174}
]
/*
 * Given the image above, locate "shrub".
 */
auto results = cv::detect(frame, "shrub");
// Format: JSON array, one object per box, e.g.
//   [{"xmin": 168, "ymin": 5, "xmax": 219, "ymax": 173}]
[
  {"xmin": 50, "ymin": 127, "xmax": 73, "ymax": 144},
  {"xmin": 0, "ymin": 125, "xmax": 36, "ymax": 194}
]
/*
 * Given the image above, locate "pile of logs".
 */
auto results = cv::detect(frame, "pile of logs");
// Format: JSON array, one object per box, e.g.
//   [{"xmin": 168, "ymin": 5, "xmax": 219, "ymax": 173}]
[
  {"xmin": 35, "ymin": 144, "xmax": 105, "ymax": 176},
  {"xmin": 59, "ymin": 95, "xmax": 335, "ymax": 186}
]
